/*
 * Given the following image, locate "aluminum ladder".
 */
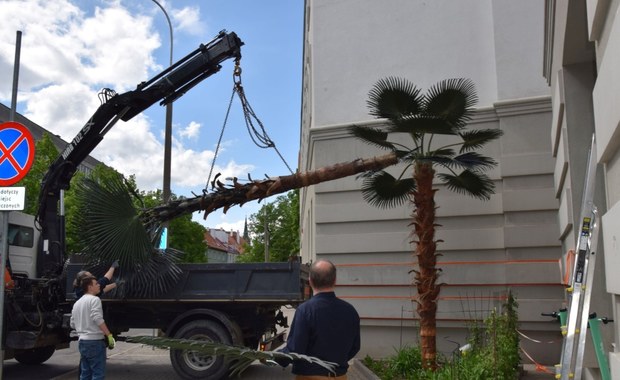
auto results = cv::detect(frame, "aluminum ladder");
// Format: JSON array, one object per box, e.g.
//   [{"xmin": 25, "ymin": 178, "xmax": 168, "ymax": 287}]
[{"xmin": 557, "ymin": 134, "xmax": 599, "ymax": 380}]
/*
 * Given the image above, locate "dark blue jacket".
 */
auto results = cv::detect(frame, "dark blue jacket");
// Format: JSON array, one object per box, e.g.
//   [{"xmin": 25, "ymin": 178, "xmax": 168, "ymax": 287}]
[
  {"xmin": 282, "ymin": 291, "xmax": 360, "ymax": 376},
  {"xmin": 75, "ymin": 276, "xmax": 111, "ymax": 299}
]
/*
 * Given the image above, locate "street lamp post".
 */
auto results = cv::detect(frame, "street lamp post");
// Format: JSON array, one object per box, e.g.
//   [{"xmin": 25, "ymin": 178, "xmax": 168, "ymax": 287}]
[{"xmin": 151, "ymin": 0, "xmax": 173, "ymax": 246}]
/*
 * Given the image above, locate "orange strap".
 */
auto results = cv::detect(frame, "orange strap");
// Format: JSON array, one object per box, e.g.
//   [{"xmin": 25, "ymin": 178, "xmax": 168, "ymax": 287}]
[
  {"xmin": 562, "ymin": 249, "xmax": 575, "ymax": 286},
  {"xmin": 520, "ymin": 346, "xmax": 554, "ymax": 374}
]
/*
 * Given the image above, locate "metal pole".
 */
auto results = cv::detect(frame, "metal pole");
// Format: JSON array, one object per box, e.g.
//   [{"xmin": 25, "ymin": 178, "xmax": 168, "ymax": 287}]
[
  {"xmin": 264, "ymin": 207, "xmax": 269, "ymax": 262},
  {"xmin": 1, "ymin": 30, "xmax": 23, "ymax": 378},
  {"xmin": 9, "ymin": 31, "xmax": 22, "ymax": 121},
  {"xmin": 151, "ymin": 0, "xmax": 174, "ymax": 244}
]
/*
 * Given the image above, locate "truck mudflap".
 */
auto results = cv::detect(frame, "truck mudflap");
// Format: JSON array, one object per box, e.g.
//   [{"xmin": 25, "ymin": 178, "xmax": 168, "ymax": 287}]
[{"xmin": 259, "ymin": 330, "xmax": 286, "ymax": 351}]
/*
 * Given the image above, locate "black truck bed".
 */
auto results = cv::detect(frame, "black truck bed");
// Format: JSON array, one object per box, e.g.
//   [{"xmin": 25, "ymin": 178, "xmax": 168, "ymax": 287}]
[{"xmin": 66, "ymin": 261, "xmax": 310, "ymax": 302}]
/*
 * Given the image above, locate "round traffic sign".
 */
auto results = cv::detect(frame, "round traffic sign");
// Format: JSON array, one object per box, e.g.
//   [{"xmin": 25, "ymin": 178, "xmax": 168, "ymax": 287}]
[{"xmin": 0, "ymin": 122, "xmax": 35, "ymax": 186}]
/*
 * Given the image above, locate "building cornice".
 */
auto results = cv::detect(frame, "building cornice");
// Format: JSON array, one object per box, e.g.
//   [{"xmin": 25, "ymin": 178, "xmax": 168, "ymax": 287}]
[{"xmin": 493, "ymin": 96, "xmax": 552, "ymax": 117}]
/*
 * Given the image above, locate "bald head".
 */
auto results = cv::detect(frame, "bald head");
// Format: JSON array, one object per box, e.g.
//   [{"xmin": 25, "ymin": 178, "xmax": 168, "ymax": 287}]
[{"xmin": 310, "ymin": 260, "xmax": 337, "ymax": 292}]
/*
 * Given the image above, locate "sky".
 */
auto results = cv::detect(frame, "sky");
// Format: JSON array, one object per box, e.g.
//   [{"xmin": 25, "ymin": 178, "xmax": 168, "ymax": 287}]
[{"xmin": 0, "ymin": 0, "xmax": 303, "ymax": 234}]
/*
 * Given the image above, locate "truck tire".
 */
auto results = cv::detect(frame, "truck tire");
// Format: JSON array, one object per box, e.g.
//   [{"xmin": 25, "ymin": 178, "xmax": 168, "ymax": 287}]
[
  {"xmin": 170, "ymin": 320, "xmax": 232, "ymax": 380},
  {"xmin": 14, "ymin": 345, "xmax": 55, "ymax": 365}
]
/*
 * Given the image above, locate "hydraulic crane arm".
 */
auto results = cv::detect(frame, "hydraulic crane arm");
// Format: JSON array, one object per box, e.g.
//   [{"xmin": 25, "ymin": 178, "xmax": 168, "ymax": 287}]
[{"xmin": 35, "ymin": 31, "xmax": 243, "ymax": 277}]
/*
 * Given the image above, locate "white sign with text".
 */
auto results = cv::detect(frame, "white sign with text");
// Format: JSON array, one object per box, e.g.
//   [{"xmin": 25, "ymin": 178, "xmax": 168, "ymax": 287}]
[{"xmin": 0, "ymin": 187, "xmax": 25, "ymax": 211}]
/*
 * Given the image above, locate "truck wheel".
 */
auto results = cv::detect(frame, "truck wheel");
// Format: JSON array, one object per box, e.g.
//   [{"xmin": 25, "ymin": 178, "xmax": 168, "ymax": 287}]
[
  {"xmin": 170, "ymin": 320, "xmax": 232, "ymax": 380},
  {"xmin": 14, "ymin": 345, "xmax": 55, "ymax": 365}
]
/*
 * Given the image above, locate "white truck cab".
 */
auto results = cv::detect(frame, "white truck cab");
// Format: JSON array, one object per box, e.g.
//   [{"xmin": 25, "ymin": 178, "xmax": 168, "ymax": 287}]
[{"xmin": 7, "ymin": 211, "xmax": 39, "ymax": 279}]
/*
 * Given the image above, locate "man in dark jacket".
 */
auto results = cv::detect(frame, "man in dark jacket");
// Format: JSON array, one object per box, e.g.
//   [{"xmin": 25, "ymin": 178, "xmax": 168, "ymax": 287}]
[{"xmin": 280, "ymin": 259, "xmax": 361, "ymax": 379}]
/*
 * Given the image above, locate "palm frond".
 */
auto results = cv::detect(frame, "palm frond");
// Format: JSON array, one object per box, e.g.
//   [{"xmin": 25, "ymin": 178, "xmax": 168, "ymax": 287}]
[
  {"xmin": 367, "ymin": 77, "xmax": 423, "ymax": 120},
  {"xmin": 424, "ymin": 78, "xmax": 477, "ymax": 129},
  {"xmin": 361, "ymin": 171, "xmax": 415, "ymax": 208},
  {"xmin": 459, "ymin": 129, "xmax": 503, "ymax": 152},
  {"xmin": 72, "ymin": 174, "xmax": 182, "ymax": 298},
  {"xmin": 437, "ymin": 170, "xmax": 495, "ymax": 200},
  {"xmin": 349, "ymin": 125, "xmax": 395, "ymax": 150},
  {"xmin": 388, "ymin": 115, "xmax": 457, "ymax": 136},
  {"xmin": 400, "ymin": 148, "xmax": 453, "ymax": 165},
  {"xmin": 125, "ymin": 335, "xmax": 338, "ymax": 377},
  {"xmin": 72, "ymin": 175, "xmax": 152, "ymax": 266},
  {"xmin": 452, "ymin": 152, "xmax": 497, "ymax": 171},
  {"xmin": 431, "ymin": 148, "xmax": 456, "ymax": 157}
]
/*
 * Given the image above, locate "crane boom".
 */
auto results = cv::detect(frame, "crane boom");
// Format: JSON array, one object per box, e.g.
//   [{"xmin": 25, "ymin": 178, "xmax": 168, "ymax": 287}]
[{"xmin": 35, "ymin": 31, "xmax": 243, "ymax": 277}]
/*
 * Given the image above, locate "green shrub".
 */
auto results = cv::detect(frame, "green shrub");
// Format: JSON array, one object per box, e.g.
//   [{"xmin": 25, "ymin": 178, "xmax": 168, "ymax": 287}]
[{"xmin": 363, "ymin": 291, "xmax": 520, "ymax": 380}]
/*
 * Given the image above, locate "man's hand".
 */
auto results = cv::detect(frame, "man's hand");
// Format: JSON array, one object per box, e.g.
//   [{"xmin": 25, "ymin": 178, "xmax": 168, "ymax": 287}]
[
  {"xmin": 106, "ymin": 334, "xmax": 116, "ymax": 349},
  {"xmin": 111, "ymin": 260, "xmax": 120, "ymax": 269}
]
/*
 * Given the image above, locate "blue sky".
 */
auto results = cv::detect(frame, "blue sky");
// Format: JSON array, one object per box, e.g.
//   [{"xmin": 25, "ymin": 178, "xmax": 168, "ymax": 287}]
[{"xmin": 0, "ymin": 0, "xmax": 304, "ymax": 233}]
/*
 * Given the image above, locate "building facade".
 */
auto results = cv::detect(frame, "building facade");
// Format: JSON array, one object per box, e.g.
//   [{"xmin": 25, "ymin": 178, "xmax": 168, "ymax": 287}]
[
  {"xmin": 300, "ymin": 0, "xmax": 566, "ymax": 364},
  {"xmin": 204, "ymin": 228, "xmax": 246, "ymax": 263},
  {"xmin": 544, "ymin": 0, "xmax": 620, "ymax": 377}
]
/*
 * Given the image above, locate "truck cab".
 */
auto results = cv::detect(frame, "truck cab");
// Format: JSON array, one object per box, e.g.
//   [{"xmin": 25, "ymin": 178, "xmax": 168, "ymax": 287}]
[{"xmin": 7, "ymin": 211, "xmax": 40, "ymax": 279}]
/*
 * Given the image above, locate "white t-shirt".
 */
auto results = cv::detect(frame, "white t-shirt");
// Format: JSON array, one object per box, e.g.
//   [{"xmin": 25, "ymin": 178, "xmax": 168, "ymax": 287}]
[{"xmin": 70, "ymin": 294, "xmax": 105, "ymax": 340}]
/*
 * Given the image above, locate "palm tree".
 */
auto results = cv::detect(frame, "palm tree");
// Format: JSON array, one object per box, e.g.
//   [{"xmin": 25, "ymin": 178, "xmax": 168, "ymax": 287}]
[{"xmin": 350, "ymin": 77, "xmax": 502, "ymax": 369}]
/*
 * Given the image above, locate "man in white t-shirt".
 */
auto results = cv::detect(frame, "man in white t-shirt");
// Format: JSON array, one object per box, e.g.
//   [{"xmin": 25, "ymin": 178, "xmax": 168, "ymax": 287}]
[{"xmin": 70, "ymin": 275, "xmax": 115, "ymax": 379}]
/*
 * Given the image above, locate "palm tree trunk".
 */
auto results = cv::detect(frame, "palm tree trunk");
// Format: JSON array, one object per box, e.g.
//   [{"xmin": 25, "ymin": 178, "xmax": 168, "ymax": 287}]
[
  {"xmin": 412, "ymin": 162, "xmax": 440, "ymax": 370},
  {"xmin": 141, "ymin": 152, "xmax": 399, "ymax": 225}
]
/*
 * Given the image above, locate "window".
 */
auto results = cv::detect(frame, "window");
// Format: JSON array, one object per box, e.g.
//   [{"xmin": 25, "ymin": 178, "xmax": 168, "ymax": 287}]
[{"xmin": 8, "ymin": 224, "xmax": 34, "ymax": 248}]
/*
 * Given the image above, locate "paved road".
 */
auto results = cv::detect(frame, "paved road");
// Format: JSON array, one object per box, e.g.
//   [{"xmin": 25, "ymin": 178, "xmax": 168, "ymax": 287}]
[
  {"xmin": 2, "ymin": 329, "xmax": 377, "ymax": 380},
  {"xmin": 2, "ymin": 328, "xmax": 551, "ymax": 380}
]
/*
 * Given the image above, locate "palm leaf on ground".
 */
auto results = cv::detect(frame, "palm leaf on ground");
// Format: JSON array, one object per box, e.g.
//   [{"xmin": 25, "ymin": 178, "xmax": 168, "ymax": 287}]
[{"xmin": 125, "ymin": 335, "xmax": 337, "ymax": 377}]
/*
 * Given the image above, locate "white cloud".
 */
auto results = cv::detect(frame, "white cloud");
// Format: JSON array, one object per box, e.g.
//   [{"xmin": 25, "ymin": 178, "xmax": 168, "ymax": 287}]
[
  {"xmin": 215, "ymin": 220, "xmax": 246, "ymax": 235},
  {"xmin": 0, "ymin": 0, "xmax": 255, "ymax": 232},
  {"xmin": 21, "ymin": 82, "xmax": 100, "ymax": 139},
  {"xmin": 76, "ymin": 6, "xmax": 161, "ymax": 89},
  {"xmin": 171, "ymin": 6, "xmax": 206, "ymax": 36},
  {"xmin": 179, "ymin": 121, "xmax": 201, "ymax": 139}
]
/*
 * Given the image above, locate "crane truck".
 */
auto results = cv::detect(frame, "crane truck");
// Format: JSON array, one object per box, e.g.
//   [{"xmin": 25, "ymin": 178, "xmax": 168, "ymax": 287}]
[{"xmin": 3, "ymin": 31, "xmax": 310, "ymax": 380}]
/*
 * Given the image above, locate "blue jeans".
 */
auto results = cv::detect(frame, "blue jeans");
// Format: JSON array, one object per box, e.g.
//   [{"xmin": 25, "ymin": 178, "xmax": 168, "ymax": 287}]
[{"xmin": 78, "ymin": 339, "xmax": 106, "ymax": 380}]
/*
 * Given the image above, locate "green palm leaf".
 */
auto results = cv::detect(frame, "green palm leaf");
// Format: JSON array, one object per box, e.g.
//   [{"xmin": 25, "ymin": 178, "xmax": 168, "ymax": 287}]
[
  {"xmin": 125, "ymin": 335, "xmax": 337, "ymax": 377},
  {"xmin": 424, "ymin": 78, "xmax": 477, "ymax": 129},
  {"xmin": 349, "ymin": 125, "xmax": 394, "ymax": 150},
  {"xmin": 361, "ymin": 171, "xmax": 415, "ymax": 208},
  {"xmin": 459, "ymin": 129, "xmax": 504, "ymax": 152},
  {"xmin": 451, "ymin": 152, "xmax": 497, "ymax": 171},
  {"xmin": 72, "ymin": 175, "xmax": 152, "ymax": 265},
  {"xmin": 71, "ymin": 174, "xmax": 183, "ymax": 298},
  {"xmin": 388, "ymin": 115, "xmax": 457, "ymax": 135},
  {"xmin": 367, "ymin": 77, "xmax": 423, "ymax": 120},
  {"xmin": 437, "ymin": 170, "xmax": 495, "ymax": 200}
]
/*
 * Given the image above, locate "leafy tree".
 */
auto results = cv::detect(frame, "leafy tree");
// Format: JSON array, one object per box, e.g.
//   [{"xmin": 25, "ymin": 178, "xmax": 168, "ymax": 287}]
[
  {"xmin": 168, "ymin": 213, "xmax": 207, "ymax": 263},
  {"xmin": 350, "ymin": 77, "xmax": 502, "ymax": 369},
  {"xmin": 17, "ymin": 133, "xmax": 58, "ymax": 215},
  {"xmin": 238, "ymin": 190, "xmax": 299, "ymax": 263}
]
